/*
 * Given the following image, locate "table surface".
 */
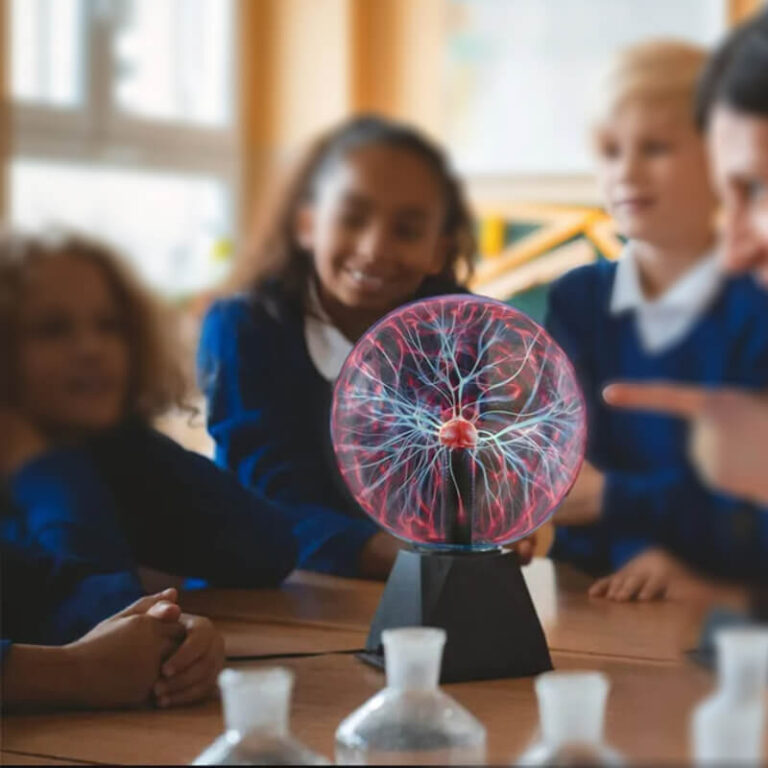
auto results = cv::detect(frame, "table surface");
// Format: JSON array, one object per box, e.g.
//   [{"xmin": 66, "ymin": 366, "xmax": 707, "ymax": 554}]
[{"xmin": 1, "ymin": 559, "xmax": 745, "ymax": 766}]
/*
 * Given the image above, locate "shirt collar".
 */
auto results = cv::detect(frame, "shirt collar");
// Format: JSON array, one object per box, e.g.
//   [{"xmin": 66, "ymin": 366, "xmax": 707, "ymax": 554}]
[
  {"xmin": 609, "ymin": 242, "xmax": 723, "ymax": 316},
  {"xmin": 304, "ymin": 279, "xmax": 354, "ymax": 382}
]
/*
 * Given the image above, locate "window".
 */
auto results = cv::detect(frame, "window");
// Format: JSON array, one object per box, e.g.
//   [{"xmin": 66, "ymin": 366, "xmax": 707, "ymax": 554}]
[
  {"xmin": 10, "ymin": 0, "xmax": 237, "ymax": 294},
  {"xmin": 11, "ymin": 0, "xmax": 86, "ymax": 107},
  {"xmin": 444, "ymin": 0, "xmax": 728, "ymax": 176}
]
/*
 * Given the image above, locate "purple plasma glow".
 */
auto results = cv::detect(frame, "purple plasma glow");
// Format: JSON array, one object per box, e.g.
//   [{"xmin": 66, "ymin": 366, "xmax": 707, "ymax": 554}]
[{"xmin": 331, "ymin": 295, "xmax": 587, "ymax": 550}]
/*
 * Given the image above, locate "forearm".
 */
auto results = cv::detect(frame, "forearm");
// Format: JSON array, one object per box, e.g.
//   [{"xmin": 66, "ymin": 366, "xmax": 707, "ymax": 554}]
[{"xmin": 2, "ymin": 644, "xmax": 80, "ymax": 710}]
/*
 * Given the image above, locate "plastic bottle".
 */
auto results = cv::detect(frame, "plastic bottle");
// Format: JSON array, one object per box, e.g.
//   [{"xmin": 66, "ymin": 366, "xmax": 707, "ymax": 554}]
[
  {"xmin": 517, "ymin": 671, "xmax": 623, "ymax": 766},
  {"xmin": 691, "ymin": 627, "xmax": 768, "ymax": 765},
  {"xmin": 192, "ymin": 667, "xmax": 329, "ymax": 766},
  {"xmin": 335, "ymin": 627, "xmax": 486, "ymax": 765}
]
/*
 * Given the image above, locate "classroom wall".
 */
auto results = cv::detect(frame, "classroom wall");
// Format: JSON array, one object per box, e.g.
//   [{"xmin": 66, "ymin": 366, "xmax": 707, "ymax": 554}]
[{"xmin": 237, "ymin": 0, "xmax": 767, "ymax": 234}]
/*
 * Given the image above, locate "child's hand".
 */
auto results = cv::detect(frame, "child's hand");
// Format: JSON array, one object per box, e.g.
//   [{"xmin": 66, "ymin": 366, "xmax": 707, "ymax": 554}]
[
  {"xmin": 358, "ymin": 531, "xmax": 402, "ymax": 580},
  {"xmin": 511, "ymin": 534, "xmax": 536, "ymax": 566},
  {"xmin": 553, "ymin": 462, "xmax": 605, "ymax": 526},
  {"xmin": 588, "ymin": 548, "xmax": 689, "ymax": 601},
  {"xmin": 154, "ymin": 614, "xmax": 224, "ymax": 708},
  {"xmin": 66, "ymin": 589, "xmax": 185, "ymax": 708}
]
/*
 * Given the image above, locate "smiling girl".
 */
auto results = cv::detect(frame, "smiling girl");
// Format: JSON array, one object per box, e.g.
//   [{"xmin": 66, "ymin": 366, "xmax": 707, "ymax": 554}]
[{"xmin": 198, "ymin": 115, "xmax": 492, "ymax": 579}]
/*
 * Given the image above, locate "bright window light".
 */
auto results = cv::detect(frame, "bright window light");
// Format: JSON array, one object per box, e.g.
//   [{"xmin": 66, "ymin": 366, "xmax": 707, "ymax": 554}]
[
  {"xmin": 113, "ymin": 0, "xmax": 234, "ymax": 126},
  {"xmin": 10, "ymin": 159, "xmax": 232, "ymax": 295},
  {"xmin": 11, "ymin": 0, "xmax": 86, "ymax": 107}
]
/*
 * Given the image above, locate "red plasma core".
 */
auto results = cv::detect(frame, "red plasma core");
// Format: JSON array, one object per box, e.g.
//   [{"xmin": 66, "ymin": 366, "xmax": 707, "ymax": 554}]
[{"xmin": 439, "ymin": 418, "xmax": 478, "ymax": 449}]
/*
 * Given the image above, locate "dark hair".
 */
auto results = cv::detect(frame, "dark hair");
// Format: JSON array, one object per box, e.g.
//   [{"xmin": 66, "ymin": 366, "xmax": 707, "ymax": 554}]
[
  {"xmin": 696, "ymin": 9, "xmax": 768, "ymax": 130},
  {"xmin": 228, "ymin": 114, "xmax": 476, "ymax": 305}
]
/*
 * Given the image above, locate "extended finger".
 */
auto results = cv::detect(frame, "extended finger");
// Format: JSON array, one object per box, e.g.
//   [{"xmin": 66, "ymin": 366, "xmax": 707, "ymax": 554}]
[{"xmin": 603, "ymin": 382, "xmax": 709, "ymax": 418}]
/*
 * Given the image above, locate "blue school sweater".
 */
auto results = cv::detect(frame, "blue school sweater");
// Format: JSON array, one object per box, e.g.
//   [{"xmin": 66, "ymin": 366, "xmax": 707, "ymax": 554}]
[
  {"xmin": 197, "ymin": 276, "xmax": 467, "ymax": 576},
  {"xmin": 0, "ymin": 532, "xmax": 144, "ymax": 660},
  {"xmin": 545, "ymin": 260, "xmax": 768, "ymax": 581},
  {"xmin": 2, "ymin": 422, "xmax": 306, "ymax": 647}
]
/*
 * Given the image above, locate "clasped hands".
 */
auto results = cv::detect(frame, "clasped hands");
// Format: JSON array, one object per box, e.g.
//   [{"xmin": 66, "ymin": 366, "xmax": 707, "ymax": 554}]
[{"xmin": 66, "ymin": 588, "xmax": 224, "ymax": 709}]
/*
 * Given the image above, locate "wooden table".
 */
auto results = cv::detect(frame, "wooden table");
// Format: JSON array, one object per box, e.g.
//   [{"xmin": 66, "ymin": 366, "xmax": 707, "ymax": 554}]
[{"xmin": 1, "ymin": 560, "xmax": 741, "ymax": 765}]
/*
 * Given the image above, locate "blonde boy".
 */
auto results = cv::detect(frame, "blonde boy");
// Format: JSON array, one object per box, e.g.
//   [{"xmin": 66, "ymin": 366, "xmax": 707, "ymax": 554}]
[{"xmin": 545, "ymin": 41, "xmax": 768, "ymax": 600}]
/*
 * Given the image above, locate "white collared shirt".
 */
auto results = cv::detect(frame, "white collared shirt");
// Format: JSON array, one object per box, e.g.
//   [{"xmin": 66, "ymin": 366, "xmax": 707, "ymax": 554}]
[
  {"xmin": 609, "ymin": 243, "xmax": 724, "ymax": 354},
  {"xmin": 304, "ymin": 281, "xmax": 353, "ymax": 382}
]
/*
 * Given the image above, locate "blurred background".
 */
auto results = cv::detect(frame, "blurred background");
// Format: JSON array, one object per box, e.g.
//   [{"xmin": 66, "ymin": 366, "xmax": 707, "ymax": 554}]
[{"xmin": 1, "ymin": 0, "xmax": 765, "ymax": 316}]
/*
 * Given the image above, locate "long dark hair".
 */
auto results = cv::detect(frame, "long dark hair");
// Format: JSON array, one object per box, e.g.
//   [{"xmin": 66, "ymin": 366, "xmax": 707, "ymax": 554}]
[{"xmin": 228, "ymin": 114, "xmax": 476, "ymax": 306}]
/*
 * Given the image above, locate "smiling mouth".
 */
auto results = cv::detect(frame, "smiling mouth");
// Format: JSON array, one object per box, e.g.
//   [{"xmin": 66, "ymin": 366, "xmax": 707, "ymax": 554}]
[{"xmin": 346, "ymin": 268, "xmax": 387, "ymax": 291}]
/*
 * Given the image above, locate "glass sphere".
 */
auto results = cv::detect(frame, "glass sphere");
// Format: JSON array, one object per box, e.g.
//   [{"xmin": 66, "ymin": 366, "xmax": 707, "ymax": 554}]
[{"xmin": 331, "ymin": 296, "xmax": 586, "ymax": 550}]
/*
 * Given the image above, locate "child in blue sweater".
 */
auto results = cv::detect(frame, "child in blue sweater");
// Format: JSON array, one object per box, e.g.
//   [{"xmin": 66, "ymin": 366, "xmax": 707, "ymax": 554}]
[
  {"xmin": 546, "ymin": 41, "xmax": 768, "ymax": 599},
  {"xmin": 0, "ymin": 230, "xmax": 308, "ymax": 708},
  {"xmin": 199, "ymin": 115, "xmax": 537, "ymax": 578},
  {"xmin": 606, "ymin": 11, "xmax": 768, "ymax": 510}
]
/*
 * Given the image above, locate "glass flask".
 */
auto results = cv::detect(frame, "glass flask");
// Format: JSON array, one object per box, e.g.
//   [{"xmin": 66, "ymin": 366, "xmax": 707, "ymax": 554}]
[
  {"xmin": 192, "ymin": 667, "xmax": 329, "ymax": 766},
  {"xmin": 335, "ymin": 627, "xmax": 487, "ymax": 765},
  {"xmin": 517, "ymin": 671, "xmax": 623, "ymax": 766},
  {"xmin": 691, "ymin": 627, "xmax": 768, "ymax": 765}
]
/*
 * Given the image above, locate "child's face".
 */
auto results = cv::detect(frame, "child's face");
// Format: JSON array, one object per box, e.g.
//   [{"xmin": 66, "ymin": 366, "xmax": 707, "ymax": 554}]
[
  {"xmin": 594, "ymin": 101, "xmax": 716, "ymax": 247},
  {"xmin": 297, "ymin": 144, "xmax": 447, "ymax": 314},
  {"xmin": 17, "ymin": 255, "xmax": 130, "ymax": 436},
  {"xmin": 709, "ymin": 105, "xmax": 768, "ymax": 286}
]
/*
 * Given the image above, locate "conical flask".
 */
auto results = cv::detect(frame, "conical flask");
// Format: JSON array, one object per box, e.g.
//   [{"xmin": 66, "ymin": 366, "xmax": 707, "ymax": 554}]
[
  {"xmin": 691, "ymin": 627, "xmax": 768, "ymax": 765},
  {"xmin": 335, "ymin": 627, "xmax": 486, "ymax": 765},
  {"xmin": 517, "ymin": 671, "xmax": 623, "ymax": 766},
  {"xmin": 192, "ymin": 667, "xmax": 328, "ymax": 765}
]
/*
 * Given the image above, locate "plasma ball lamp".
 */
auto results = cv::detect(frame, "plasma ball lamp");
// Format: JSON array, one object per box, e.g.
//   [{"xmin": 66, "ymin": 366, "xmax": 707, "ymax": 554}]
[{"xmin": 331, "ymin": 295, "xmax": 587, "ymax": 552}]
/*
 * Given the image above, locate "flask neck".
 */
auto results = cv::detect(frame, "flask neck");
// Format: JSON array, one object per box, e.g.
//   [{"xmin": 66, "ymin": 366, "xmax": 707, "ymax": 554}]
[
  {"xmin": 536, "ymin": 672, "xmax": 608, "ymax": 746},
  {"xmin": 219, "ymin": 668, "xmax": 292, "ymax": 738},
  {"xmin": 383, "ymin": 627, "xmax": 445, "ymax": 691}
]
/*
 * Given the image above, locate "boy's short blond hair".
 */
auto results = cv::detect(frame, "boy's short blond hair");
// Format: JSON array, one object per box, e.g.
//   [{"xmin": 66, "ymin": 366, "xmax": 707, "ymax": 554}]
[{"xmin": 594, "ymin": 39, "xmax": 709, "ymax": 127}]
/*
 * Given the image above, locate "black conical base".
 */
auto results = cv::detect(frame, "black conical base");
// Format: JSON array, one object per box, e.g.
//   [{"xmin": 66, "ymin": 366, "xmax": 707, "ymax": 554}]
[{"xmin": 360, "ymin": 547, "xmax": 553, "ymax": 683}]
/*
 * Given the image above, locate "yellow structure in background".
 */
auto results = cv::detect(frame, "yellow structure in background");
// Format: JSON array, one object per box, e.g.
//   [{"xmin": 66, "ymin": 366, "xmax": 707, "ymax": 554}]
[
  {"xmin": 470, "ymin": 205, "xmax": 624, "ymax": 302},
  {"xmin": 470, "ymin": 204, "xmax": 622, "ymax": 300},
  {"xmin": 478, "ymin": 215, "xmax": 506, "ymax": 258}
]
